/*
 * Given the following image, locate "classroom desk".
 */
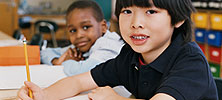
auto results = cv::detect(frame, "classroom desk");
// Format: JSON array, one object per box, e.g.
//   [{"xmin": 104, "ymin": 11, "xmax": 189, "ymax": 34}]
[
  {"xmin": 0, "ymin": 87, "xmax": 132, "ymax": 100},
  {"xmin": 0, "ymin": 65, "xmax": 66, "ymax": 100},
  {"xmin": 0, "ymin": 31, "xmax": 14, "ymax": 40},
  {"xmin": 0, "ymin": 89, "xmax": 91, "ymax": 100},
  {"xmin": 0, "ymin": 89, "xmax": 18, "ymax": 100},
  {"xmin": 0, "ymin": 89, "xmax": 89, "ymax": 100},
  {"xmin": 0, "ymin": 65, "xmax": 132, "ymax": 100},
  {"xmin": 0, "ymin": 31, "xmax": 23, "ymax": 47}
]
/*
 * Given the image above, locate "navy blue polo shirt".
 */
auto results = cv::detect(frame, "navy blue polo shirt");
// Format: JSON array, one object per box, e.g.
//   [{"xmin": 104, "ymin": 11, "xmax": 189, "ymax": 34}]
[{"xmin": 91, "ymin": 33, "xmax": 218, "ymax": 100}]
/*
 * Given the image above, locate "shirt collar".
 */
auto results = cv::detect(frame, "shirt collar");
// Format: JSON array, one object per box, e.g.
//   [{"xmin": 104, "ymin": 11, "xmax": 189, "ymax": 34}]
[
  {"xmin": 149, "ymin": 33, "xmax": 184, "ymax": 73},
  {"xmin": 130, "ymin": 33, "xmax": 184, "ymax": 73}
]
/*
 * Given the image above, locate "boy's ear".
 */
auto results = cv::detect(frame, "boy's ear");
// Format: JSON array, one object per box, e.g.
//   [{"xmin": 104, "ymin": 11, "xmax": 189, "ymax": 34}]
[
  {"xmin": 175, "ymin": 20, "xmax": 185, "ymax": 28},
  {"xmin": 100, "ymin": 19, "xmax": 108, "ymax": 35}
]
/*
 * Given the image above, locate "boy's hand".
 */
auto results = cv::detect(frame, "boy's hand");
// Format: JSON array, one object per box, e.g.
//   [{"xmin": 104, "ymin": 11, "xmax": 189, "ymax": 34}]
[
  {"xmin": 52, "ymin": 47, "xmax": 84, "ymax": 65},
  {"xmin": 88, "ymin": 86, "xmax": 122, "ymax": 100},
  {"xmin": 17, "ymin": 81, "xmax": 45, "ymax": 100},
  {"xmin": 67, "ymin": 47, "xmax": 84, "ymax": 61}
]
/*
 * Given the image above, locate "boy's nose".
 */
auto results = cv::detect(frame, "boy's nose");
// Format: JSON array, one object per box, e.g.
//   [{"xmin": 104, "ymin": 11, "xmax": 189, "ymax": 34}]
[
  {"xmin": 76, "ymin": 30, "xmax": 85, "ymax": 38},
  {"xmin": 131, "ymin": 24, "xmax": 144, "ymax": 29},
  {"xmin": 130, "ymin": 14, "xmax": 144, "ymax": 29}
]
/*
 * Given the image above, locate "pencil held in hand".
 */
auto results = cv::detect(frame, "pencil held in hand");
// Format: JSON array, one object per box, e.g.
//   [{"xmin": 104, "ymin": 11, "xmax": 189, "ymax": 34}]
[{"xmin": 23, "ymin": 38, "xmax": 33, "ymax": 98}]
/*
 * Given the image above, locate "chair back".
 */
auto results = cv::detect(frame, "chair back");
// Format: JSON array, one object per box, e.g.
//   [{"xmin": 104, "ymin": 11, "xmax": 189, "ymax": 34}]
[
  {"xmin": 19, "ymin": 16, "xmax": 31, "ymax": 29},
  {"xmin": 12, "ymin": 29, "xmax": 24, "ymax": 40},
  {"xmin": 34, "ymin": 20, "xmax": 58, "ymax": 33},
  {"xmin": 34, "ymin": 20, "xmax": 58, "ymax": 47},
  {"xmin": 29, "ymin": 34, "xmax": 43, "ymax": 49}
]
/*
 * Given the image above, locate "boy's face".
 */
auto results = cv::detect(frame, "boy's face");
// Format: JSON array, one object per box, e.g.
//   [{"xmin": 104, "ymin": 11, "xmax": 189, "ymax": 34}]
[
  {"xmin": 119, "ymin": 5, "xmax": 177, "ymax": 62},
  {"xmin": 66, "ymin": 8, "xmax": 107, "ymax": 52}
]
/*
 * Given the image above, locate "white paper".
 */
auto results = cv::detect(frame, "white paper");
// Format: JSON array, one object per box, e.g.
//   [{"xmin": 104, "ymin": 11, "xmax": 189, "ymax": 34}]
[
  {"xmin": 0, "ymin": 40, "xmax": 23, "ymax": 47},
  {"xmin": 0, "ymin": 64, "xmax": 66, "ymax": 89},
  {"xmin": 0, "ymin": 64, "xmax": 132, "ymax": 100},
  {"xmin": 65, "ymin": 94, "xmax": 89, "ymax": 100},
  {"xmin": 64, "ymin": 86, "xmax": 131, "ymax": 100}
]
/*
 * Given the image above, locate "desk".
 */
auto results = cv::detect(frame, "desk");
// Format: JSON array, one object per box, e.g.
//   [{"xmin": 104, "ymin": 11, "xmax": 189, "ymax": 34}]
[
  {"xmin": 0, "ymin": 89, "xmax": 17, "ymax": 100},
  {"xmin": 0, "ymin": 87, "xmax": 131, "ymax": 100},
  {"xmin": 0, "ymin": 65, "xmax": 131, "ymax": 100},
  {"xmin": 0, "ymin": 31, "xmax": 14, "ymax": 40},
  {"xmin": 0, "ymin": 31, "xmax": 23, "ymax": 47}
]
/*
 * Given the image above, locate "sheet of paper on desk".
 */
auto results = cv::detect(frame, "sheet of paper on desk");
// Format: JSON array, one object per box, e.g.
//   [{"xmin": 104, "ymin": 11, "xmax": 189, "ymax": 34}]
[
  {"xmin": 64, "ymin": 86, "xmax": 131, "ymax": 100},
  {"xmin": 65, "ymin": 95, "xmax": 89, "ymax": 100},
  {"xmin": 0, "ymin": 64, "xmax": 66, "ymax": 89},
  {"xmin": 65, "ymin": 86, "xmax": 131, "ymax": 100}
]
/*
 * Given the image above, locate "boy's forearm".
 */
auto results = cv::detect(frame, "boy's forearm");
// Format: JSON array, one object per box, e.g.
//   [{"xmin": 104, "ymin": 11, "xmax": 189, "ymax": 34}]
[
  {"xmin": 43, "ymin": 76, "xmax": 83, "ymax": 99},
  {"xmin": 42, "ymin": 72, "xmax": 97, "ymax": 99}
]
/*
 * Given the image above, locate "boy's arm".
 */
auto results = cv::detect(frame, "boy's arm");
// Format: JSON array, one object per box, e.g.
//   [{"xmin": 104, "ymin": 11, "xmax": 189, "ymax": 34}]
[
  {"xmin": 41, "ymin": 45, "xmax": 73, "ymax": 65},
  {"xmin": 17, "ymin": 72, "xmax": 98, "ymax": 100},
  {"xmin": 63, "ymin": 58, "xmax": 100, "ymax": 76},
  {"xmin": 41, "ymin": 48, "xmax": 63, "ymax": 65},
  {"xmin": 44, "ymin": 71, "xmax": 98, "ymax": 99},
  {"xmin": 118, "ymin": 93, "xmax": 175, "ymax": 100},
  {"xmin": 150, "ymin": 93, "xmax": 176, "ymax": 100}
]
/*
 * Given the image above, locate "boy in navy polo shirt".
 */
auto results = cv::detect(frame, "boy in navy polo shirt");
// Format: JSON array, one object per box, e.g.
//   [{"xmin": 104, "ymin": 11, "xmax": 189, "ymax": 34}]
[{"xmin": 17, "ymin": 0, "xmax": 218, "ymax": 100}]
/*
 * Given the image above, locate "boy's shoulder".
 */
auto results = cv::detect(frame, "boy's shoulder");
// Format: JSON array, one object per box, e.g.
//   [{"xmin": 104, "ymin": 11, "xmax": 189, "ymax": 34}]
[
  {"xmin": 92, "ymin": 30, "xmax": 124, "ymax": 47},
  {"xmin": 101, "ymin": 30, "xmax": 121, "ymax": 40},
  {"xmin": 180, "ymin": 41, "xmax": 203, "ymax": 55}
]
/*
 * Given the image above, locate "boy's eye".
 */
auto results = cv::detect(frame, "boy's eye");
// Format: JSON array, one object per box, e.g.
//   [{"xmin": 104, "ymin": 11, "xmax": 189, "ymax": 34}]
[
  {"xmin": 83, "ymin": 25, "xmax": 92, "ymax": 30},
  {"xmin": 121, "ymin": 10, "xmax": 132, "ymax": 14},
  {"xmin": 146, "ymin": 10, "xmax": 157, "ymax": 14},
  {"xmin": 69, "ymin": 29, "xmax": 76, "ymax": 33}
]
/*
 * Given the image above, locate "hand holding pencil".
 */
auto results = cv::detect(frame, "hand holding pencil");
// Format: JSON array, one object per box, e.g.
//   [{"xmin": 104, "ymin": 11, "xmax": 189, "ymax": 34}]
[
  {"xmin": 17, "ymin": 81, "xmax": 45, "ymax": 100},
  {"xmin": 23, "ymin": 38, "xmax": 33, "ymax": 99},
  {"xmin": 17, "ymin": 38, "xmax": 46, "ymax": 100}
]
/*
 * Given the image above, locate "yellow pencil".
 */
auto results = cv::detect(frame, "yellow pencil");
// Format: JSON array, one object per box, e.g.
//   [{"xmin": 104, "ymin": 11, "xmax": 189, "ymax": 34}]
[{"xmin": 23, "ymin": 38, "xmax": 33, "ymax": 98}]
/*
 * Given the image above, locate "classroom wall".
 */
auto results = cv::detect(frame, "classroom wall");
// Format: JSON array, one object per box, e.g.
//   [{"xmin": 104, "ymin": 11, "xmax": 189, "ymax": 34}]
[{"xmin": 24, "ymin": 0, "xmax": 76, "ymax": 12}]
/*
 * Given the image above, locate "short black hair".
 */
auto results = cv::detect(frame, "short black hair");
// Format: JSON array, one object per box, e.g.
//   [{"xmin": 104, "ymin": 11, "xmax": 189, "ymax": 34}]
[
  {"xmin": 66, "ymin": 0, "xmax": 104, "ymax": 22},
  {"xmin": 115, "ymin": 0, "xmax": 196, "ymax": 43}
]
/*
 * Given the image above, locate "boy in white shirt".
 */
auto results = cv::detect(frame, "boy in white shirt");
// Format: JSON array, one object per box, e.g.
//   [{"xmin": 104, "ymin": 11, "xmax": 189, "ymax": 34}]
[{"xmin": 41, "ymin": 0, "xmax": 124, "ymax": 76}]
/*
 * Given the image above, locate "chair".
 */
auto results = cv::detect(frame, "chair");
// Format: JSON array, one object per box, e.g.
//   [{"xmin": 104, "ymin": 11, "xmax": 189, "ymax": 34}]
[
  {"xmin": 12, "ymin": 29, "xmax": 24, "ymax": 40},
  {"xmin": 13, "ymin": 17, "xmax": 31, "ymax": 40},
  {"xmin": 19, "ymin": 17, "xmax": 31, "ymax": 29},
  {"xmin": 34, "ymin": 20, "xmax": 58, "ymax": 48},
  {"xmin": 215, "ymin": 77, "xmax": 222, "ymax": 100},
  {"xmin": 28, "ymin": 33, "xmax": 43, "ymax": 49}
]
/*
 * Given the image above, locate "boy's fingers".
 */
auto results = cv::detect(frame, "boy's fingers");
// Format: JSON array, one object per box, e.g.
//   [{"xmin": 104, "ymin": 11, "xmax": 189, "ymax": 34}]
[
  {"xmin": 68, "ymin": 48, "xmax": 74, "ymax": 57},
  {"xmin": 16, "ymin": 97, "xmax": 22, "ymax": 100},
  {"xmin": 17, "ymin": 86, "xmax": 32, "ymax": 100},
  {"xmin": 73, "ymin": 48, "xmax": 78, "ymax": 57},
  {"xmin": 24, "ymin": 81, "xmax": 41, "ymax": 92},
  {"xmin": 78, "ymin": 52, "xmax": 82, "ymax": 58},
  {"xmin": 88, "ymin": 92, "xmax": 94, "ymax": 99}
]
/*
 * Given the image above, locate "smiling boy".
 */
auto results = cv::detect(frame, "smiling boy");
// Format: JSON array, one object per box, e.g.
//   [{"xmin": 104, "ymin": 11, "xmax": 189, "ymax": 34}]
[{"xmin": 17, "ymin": 0, "xmax": 218, "ymax": 100}]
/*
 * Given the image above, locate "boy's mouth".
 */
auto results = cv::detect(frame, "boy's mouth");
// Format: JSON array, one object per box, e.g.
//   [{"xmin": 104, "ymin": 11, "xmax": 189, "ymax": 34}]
[
  {"xmin": 131, "ymin": 36, "xmax": 149, "ymax": 39},
  {"xmin": 76, "ymin": 41, "xmax": 89, "ymax": 48},
  {"xmin": 130, "ymin": 34, "xmax": 150, "ymax": 45}
]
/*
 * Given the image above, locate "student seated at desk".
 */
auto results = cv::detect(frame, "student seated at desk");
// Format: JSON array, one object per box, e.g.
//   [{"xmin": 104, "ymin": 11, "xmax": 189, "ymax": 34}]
[
  {"xmin": 40, "ymin": 0, "xmax": 124, "ymax": 76},
  {"xmin": 17, "ymin": 0, "xmax": 218, "ymax": 99}
]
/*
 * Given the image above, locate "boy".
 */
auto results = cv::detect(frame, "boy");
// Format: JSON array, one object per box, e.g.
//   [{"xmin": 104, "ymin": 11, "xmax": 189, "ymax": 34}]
[
  {"xmin": 17, "ymin": 0, "xmax": 218, "ymax": 100},
  {"xmin": 40, "ymin": 0, "xmax": 124, "ymax": 76}
]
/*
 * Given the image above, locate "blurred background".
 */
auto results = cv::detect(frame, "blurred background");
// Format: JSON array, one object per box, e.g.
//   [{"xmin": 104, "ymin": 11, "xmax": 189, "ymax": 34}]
[{"xmin": 0, "ymin": 0, "xmax": 116, "ymax": 47}]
